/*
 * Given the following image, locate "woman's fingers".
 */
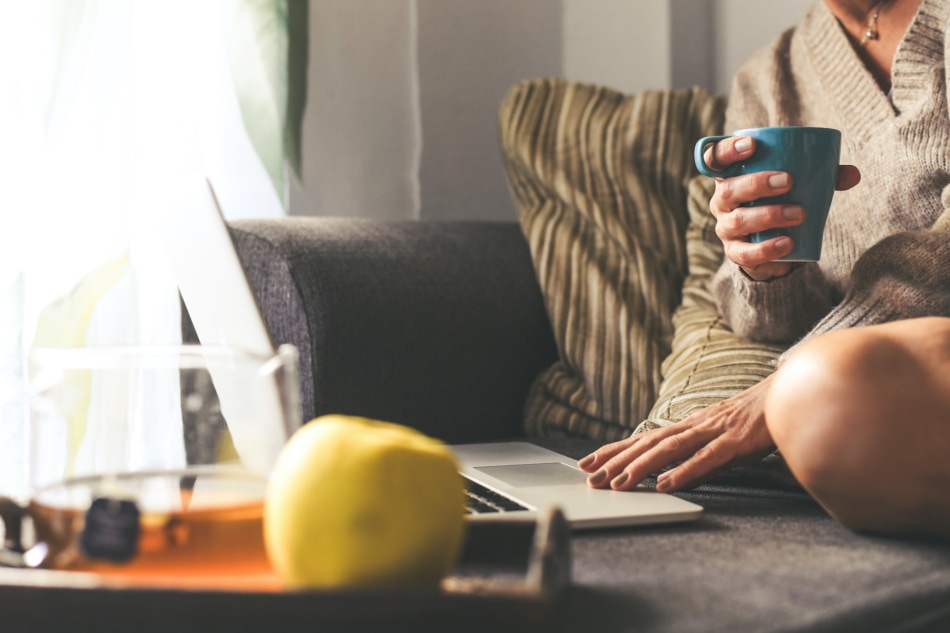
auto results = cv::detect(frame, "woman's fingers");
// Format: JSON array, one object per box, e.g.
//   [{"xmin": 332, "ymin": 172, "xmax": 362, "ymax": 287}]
[
  {"xmin": 579, "ymin": 426, "xmax": 683, "ymax": 488},
  {"xmin": 703, "ymin": 135, "xmax": 756, "ymax": 171},
  {"xmin": 704, "ymin": 151, "xmax": 855, "ymax": 281},
  {"xmin": 836, "ymin": 165, "xmax": 861, "ymax": 191},
  {"xmin": 713, "ymin": 166, "xmax": 851, "ymax": 277},
  {"xmin": 582, "ymin": 377, "xmax": 778, "ymax": 492},
  {"xmin": 723, "ymin": 237, "xmax": 796, "ymax": 278},
  {"xmin": 655, "ymin": 436, "xmax": 738, "ymax": 491},
  {"xmin": 712, "ymin": 165, "xmax": 856, "ymax": 211},
  {"xmin": 714, "ymin": 203, "xmax": 803, "ymax": 242},
  {"xmin": 712, "ymin": 197, "xmax": 802, "ymax": 275},
  {"xmin": 582, "ymin": 422, "xmax": 718, "ymax": 491},
  {"xmin": 606, "ymin": 426, "xmax": 716, "ymax": 491},
  {"xmin": 577, "ymin": 436, "xmax": 640, "ymax": 473},
  {"xmin": 711, "ymin": 171, "xmax": 792, "ymax": 214},
  {"xmin": 709, "ymin": 171, "xmax": 798, "ymax": 278},
  {"xmin": 739, "ymin": 259, "xmax": 794, "ymax": 282}
]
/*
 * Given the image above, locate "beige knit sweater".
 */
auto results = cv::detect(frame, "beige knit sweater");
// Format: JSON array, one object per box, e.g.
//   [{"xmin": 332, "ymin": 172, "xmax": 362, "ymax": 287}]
[{"xmin": 712, "ymin": 0, "xmax": 950, "ymax": 346}]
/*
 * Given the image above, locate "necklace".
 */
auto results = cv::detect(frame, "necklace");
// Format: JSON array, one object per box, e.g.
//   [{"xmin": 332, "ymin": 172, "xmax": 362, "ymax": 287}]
[{"xmin": 860, "ymin": 0, "xmax": 887, "ymax": 45}]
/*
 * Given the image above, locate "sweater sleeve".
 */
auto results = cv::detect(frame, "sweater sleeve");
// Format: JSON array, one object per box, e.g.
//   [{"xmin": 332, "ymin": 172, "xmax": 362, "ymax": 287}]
[
  {"xmin": 710, "ymin": 32, "xmax": 841, "ymax": 344},
  {"xmin": 712, "ymin": 261, "xmax": 837, "ymax": 344},
  {"xmin": 783, "ymin": 205, "xmax": 950, "ymax": 354}
]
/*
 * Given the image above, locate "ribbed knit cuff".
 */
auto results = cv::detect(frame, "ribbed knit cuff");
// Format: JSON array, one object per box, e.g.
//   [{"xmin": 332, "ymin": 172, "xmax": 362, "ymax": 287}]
[{"xmin": 712, "ymin": 259, "xmax": 835, "ymax": 344}]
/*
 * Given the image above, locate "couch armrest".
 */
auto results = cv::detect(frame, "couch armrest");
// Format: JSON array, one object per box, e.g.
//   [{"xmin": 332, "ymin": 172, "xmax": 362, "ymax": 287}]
[{"xmin": 227, "ymin": 218, "xmax": 558, "ymax": 443}]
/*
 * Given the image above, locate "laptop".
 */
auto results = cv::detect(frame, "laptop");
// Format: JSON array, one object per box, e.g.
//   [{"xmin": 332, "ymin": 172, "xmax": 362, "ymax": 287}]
[
  {"xmin": 453, "ymin": 442, "xmax": 702, "ymax": 529},
  {"xmin": 160, "ymin": 178, "xmax": 703, "ymax": 529},
  {"xmin": 157, "ymin": 178, "xmax": 291, "ymax": 474}
]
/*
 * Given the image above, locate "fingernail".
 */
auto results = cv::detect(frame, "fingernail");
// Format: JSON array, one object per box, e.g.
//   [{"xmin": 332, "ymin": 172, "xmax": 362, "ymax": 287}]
[
  {"xmin": 588, "ymin": 470, "xmax": 607, "ymax": 486},
  {"xmin": 611, "ymin": 473, "xmax": 630, "ymax": 489},
  {"xmin": 735, "ymin": 137, "xmax": 752, "ymax": 154},
  {"xmin": 768, "ymin": 173, "xmax": 790, "ymax": 189},
  {"xmin": 657, "ymin": 470, "xmax": 671, "ymax": 483},
  {"xmin": 577, "ymin": 455, "xmax": 596, "ymax": 470},
  {"xmin": 656, "ymin": 476, "xmax": 673, "ymax": 492},
  {"xmin": 775, "ymin": 236, "xmax": 793, "ymax": 252},
  {"xmin": 782, "ymin": 206, "xmax": 803, "ymax": 221}
]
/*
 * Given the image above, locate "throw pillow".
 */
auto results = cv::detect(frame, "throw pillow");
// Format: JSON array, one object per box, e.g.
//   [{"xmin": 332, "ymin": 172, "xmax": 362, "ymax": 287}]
[
  {"xmin": 639, "ymin": 174, "xmax": 797, "ymax": 487},
  {"xmin": 498, "ymin": 78, "xmax": 727, "ymax": 441},
  {"xmin": 640, "ymin": 175, "xmax": 786, "ymax": 432}
]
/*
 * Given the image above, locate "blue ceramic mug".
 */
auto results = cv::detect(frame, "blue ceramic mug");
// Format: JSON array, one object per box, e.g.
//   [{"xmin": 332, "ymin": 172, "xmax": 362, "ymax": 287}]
[{"xmin": 694, "ymin": 126, "xmax": 841, "ymax": 262}]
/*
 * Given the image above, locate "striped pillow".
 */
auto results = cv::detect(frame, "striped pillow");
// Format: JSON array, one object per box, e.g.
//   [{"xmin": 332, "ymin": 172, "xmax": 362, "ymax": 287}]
[
  {"xmin": 640, "ymin": 173, "xmax": 797, "ymax": 486},
  {"xmin": 500, "ymin": 79, "xmax": 797, "ymax": 485},
  {"xmin": 640, "ymin": 176, "xmax": 786, "ymax": 431},
  {"xmin": 498, "ymin": 79, "xmax": 729, "ymax": 441}
]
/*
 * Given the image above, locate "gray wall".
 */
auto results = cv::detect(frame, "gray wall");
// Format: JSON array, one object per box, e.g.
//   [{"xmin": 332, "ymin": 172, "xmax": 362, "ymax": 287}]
[
  {"xmin": 416, "ymin": 1, "xmax": 562, "ymax": 221},
  {"xmin": 289, "ymin": 0, "xmax": 814, "ymax": 221},
  {"xmin": 289, "ymin": 0, "xmax": 421, "ymax": 221},
  {"xmin": 561, "ymin": 0, "xmax": 812, "ymax": 95},
  {"xmin": 715, "ymin": 0, "xmax": 813, "ymax": 94}
]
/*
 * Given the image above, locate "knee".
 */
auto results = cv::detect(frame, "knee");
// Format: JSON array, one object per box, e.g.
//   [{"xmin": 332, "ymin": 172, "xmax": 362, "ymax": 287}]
[
  {"xmin": 765, "ymin": 329, "xmax": 919, "ymax": 528},
  {"xmin": 766, "ymin": 328, "xmax": 898, "ymax": 461}
]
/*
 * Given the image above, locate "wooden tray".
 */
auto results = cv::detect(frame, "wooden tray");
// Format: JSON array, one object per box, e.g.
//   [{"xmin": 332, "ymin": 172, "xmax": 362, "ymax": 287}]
[{"xmin": 0, "ymin": 509, "xmax": 570, "ymax": 632}]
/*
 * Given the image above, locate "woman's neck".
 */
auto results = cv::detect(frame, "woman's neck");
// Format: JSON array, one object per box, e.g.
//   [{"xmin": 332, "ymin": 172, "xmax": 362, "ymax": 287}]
[{"xmin": 823, "ymin": 0, "xmax": 924, "ymax": 92}]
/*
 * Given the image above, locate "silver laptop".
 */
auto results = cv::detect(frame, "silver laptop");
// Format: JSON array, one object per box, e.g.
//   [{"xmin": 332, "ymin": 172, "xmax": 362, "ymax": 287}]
[
  {"xmin": 157, "ymin": 178, "xmax": 291, "ymax": 473},
  {"xmin": 159, "ymin": 179, "xmax": 275, "ymax": 358},
  {"xmin": 453, "ymin": 442, "xmax": 702, "ymax": 529},
  {"xmin": 160, "ymin": 178, "xmax": 703, "ymax": 528}
]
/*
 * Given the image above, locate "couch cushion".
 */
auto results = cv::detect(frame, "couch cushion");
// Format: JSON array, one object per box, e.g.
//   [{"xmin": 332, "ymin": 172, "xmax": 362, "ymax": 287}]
[
  {"xmin": 540, "ymin": 437, "xmax": 950, "ymax": 633},
  {"xmin": 638, "ymin": 175, "xmax": 794, "ymax": 483},
  {"xmin": 229, "ymin": 218, "xmax": 558, "ymax": 443},
  {"xmin": 499, "ymin": 79, "xmax": 726, "ymax": 441}
]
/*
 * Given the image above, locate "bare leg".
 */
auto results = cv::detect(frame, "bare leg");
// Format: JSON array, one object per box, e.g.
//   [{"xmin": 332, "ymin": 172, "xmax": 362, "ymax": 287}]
[{"xmin": 765, "ymin": 317, "xmax": 950, "ymax": 540}]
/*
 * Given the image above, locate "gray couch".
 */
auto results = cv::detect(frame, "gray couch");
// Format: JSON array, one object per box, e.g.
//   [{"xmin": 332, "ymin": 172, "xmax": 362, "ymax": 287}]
[{"xmin": 227, "ymin": 217, "xmax": 950, "ymax": 633}]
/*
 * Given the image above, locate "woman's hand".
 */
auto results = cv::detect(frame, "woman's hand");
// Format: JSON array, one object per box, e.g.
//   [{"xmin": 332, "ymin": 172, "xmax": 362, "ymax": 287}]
[
  {"xmin": 578, "ymin": 375, "xmax": 778, "ymax": 492},
  {"xmin": 704, "ymin": 136, "xmax": 861, "ymax": 281}
]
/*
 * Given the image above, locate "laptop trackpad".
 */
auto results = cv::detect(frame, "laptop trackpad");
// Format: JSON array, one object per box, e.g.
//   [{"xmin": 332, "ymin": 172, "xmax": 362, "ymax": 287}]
[{"xmin": 474, "ymin": 462, "xmax": 588, "ymax": 488}]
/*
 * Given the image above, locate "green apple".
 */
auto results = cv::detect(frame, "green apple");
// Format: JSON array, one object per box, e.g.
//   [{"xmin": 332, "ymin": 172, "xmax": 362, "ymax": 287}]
[{"xmin": 264, "ymin": 415, "xmax": 467, "ymax": 589}]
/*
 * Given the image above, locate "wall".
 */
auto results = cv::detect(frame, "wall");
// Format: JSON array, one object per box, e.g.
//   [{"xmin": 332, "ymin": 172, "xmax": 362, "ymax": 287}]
[
  {"xmin": 713, "ymin": 0, "xmax": 812, "ymax": 94},
  {"xmin": 289, "ymin": 0, "xmax": 815, "ymax": 221},
  {"xmin": 562, "ymin": 0, "xmax": 670, "ymax": 95},
  {"xmin": 288, "ymin": 0, "xmax": 420, "ymax": 220},
  {"xmin": 560, "ymin": 0, "xmax": 812, "ymax": 95},
  {"xmin": 289, "ymin": 0, "xmax": 560, "ymax": 221},
  {"xmin": 415, "ymin": 0, "xmax": 561, "ymax": 221}
]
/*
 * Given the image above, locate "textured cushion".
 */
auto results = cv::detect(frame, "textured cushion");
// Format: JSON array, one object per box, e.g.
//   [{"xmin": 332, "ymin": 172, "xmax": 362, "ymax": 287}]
[
  {"xmin": 637, "ymin": 175, "xmax": 795, "ymax": 485},
  {"xmin": 640, "ymin": 176, "xmax": 786, "ymax": 430},
  {"xmin": 538, "ymin": 437, "xmax": 950, "ymax": 633},
  {"xmin": 228, "ymin": 218, "xmax": 558, "ymax": 444},
  {"xmin": 499, "ymin": 79, "xmax": 728, "ymax": 441}
]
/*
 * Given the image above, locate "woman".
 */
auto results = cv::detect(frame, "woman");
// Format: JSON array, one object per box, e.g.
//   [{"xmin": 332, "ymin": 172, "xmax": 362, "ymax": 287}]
[{"xmin": 579, "ymin": 0, "xmax": 950, "ymax": 539}]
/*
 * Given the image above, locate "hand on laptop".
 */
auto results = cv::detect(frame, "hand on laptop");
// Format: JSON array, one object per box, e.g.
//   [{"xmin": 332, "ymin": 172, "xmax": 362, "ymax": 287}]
[{"xmin": 577, "ymin": 375, "xmax": 777, "ymax": 492}]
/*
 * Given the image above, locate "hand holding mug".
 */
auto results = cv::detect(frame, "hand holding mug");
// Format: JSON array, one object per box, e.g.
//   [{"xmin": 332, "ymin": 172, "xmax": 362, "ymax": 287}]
[{"xmin": 694, "ymin": 127, "xmax": 860, "ymax": 281}]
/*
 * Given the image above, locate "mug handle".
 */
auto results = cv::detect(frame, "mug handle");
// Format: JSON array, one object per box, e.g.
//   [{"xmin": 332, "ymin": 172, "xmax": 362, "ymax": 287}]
[
  {"xmin": 0, "ymin": 497, "xmax": 27, "ymax": 567},
  {"xmin": 694, "ymin": 135, "xmax": 742, "ymax": 178}
]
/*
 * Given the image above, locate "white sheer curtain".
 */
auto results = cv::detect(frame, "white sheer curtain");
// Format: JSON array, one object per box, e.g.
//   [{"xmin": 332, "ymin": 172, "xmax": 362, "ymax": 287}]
[{"xmin": 0, "ymin": 0, "xmax": 299, "ymax": 498}]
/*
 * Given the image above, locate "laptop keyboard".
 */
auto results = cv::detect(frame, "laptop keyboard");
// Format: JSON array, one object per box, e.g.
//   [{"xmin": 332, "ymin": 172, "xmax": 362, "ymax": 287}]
[{"xmin": 463, "ymin": 477, "xmax": 531, "ymax": 514}]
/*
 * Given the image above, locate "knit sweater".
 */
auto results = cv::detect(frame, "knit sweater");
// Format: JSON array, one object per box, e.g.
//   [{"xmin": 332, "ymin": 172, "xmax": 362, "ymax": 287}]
[{"xmin": 712, "ymin": 0, "xmax": 950, "ymax": 346}]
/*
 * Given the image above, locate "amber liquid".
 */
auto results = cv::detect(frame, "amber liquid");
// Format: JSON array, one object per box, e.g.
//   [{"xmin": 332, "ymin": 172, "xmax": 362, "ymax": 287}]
[{"xmin": 29, "ymin": 471, "xmax": 281, "ymax": 590}]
